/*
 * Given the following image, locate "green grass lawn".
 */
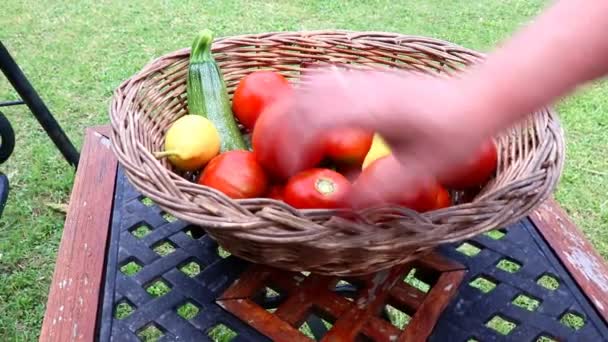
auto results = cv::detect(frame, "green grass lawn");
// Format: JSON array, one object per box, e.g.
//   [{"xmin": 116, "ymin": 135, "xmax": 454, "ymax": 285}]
[{"xmin": 1, "ymin": 0, "xmax": 607, "ymax": 340}]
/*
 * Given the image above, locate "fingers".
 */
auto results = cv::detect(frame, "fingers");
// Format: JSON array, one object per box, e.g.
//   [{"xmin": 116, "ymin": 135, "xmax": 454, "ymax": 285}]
[
  {"xmin": 347, "ymin": 155, "xmax": 402, "ymax": 209},
  {"xmin": 260, "ymin": 65, "xmax": 455, "ymax": 212},
  {"xmin": 265, "ymin": 69, "xmax": 374, "ymax": 176},
  {"xmin": 347, "ymin": 155, "xmax": 435, "ymax": 210},
  {"xmin": 283, "ymin": 67, "xmax": 441, "ymax": 143}
]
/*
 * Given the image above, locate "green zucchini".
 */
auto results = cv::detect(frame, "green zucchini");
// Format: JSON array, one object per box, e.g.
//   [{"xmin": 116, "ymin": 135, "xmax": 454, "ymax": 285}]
[{"xmin": 187, "ymin": 29, "xmax": 246, "ymax": 152}]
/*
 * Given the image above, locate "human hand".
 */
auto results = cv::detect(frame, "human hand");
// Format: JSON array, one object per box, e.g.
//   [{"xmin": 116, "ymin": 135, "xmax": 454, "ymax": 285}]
[{"xmin": 264, "ymin": 67, "xmax": 495, "ymax": 208}]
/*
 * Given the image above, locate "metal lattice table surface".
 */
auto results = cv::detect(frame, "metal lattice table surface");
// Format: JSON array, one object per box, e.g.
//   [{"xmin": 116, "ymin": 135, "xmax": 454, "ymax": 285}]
[{"xmin": 98, "ymin": 167, "xmax": 608, "ymax": 342}]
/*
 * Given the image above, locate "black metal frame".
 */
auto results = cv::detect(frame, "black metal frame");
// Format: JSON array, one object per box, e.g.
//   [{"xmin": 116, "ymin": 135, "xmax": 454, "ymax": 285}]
[
  {"xmin": 0, "ymin": 110, "xmax": 15, "ymax": 166},
  {"xmin": 0, "ymin": 40, "xmax": 81, "ymax": 216},
  {"xmin": 0, "ymin": 110, "xmax": 15, "ymax": 217},
  {"xmin": 0, "ymin": 40, "xmax": 79, "ymax": 168}
]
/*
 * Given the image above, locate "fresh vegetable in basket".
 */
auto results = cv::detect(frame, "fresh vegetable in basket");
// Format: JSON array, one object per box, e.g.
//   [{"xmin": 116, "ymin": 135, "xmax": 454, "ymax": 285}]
[
  {"xmin": 232, "ymin": 71, "xmax": 292, "ymax": 130},
  {"xmin": 198, "ymin": 150, "xmax": 269, "ymax": 199},
  {"xmin": 283, "ymin": 168, "xmax": 351, "ymax": 209},
  {"xmin": 187, "ymin": 29, "xmax": 246, "ymax": 152},
  {"xmin": 355, "ymin": 155, "xmax": 442, "ymax": 212},
  {"xmin": 252, "ymin": 99, "xmax": 325, "ymax": 180},
  {"xmin": 362, "ymin": 133, "xmax": 391, "ymax": 169},
  {"xmin": 266, "ymin": 184, "xmax": 285, "ymax": 201},
  {"xmin": 323, "ymin": 127, "xmax": 373, "ymax": 167},
  {"xmin": 154, "ymin": 115, "xmax": 220, "ymax": 171},
  {"xmin": 157, "ymin": 42, "xmax": 494, "ymax": 210},
  {"xmin": 434, "ymin": 186, "xmax": 452, "ymax": 209},
  {"xmin": 439, "ymin": 139, "xmax": 497, "ymax": 189}
]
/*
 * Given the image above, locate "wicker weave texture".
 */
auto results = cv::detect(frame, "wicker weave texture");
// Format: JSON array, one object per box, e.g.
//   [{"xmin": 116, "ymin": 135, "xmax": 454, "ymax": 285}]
[{"xmin": 110, "ymin": 30, "xmax": 565, "ymax": 276}]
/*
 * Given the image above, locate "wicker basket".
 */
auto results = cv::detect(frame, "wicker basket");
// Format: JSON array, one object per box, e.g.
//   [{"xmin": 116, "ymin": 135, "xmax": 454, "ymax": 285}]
[{"xmin": 110, "ymin": 30, "xmax": 564, "ymax": 276}]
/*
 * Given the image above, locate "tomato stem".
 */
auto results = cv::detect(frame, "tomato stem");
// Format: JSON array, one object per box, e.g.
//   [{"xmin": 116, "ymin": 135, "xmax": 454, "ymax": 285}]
[{"xmin": 315, "ymin": 178, "xmax": 336, "ymax": 196}]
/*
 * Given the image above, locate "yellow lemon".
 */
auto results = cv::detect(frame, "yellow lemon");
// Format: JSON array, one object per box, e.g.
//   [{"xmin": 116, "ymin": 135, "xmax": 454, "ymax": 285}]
[
  {"xmin": 362, "ymin": 133, "xmax": 392, "ymax": 169},
  {"xmin": 155, "ymin": 115, "xmax": 221, "ymax": 171}
]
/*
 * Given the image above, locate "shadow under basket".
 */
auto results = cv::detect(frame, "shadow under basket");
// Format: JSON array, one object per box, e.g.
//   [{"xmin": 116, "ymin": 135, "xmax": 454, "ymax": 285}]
[{"xmin": 109, "ymin": 30, "xmax": 565, "ymax": 276}]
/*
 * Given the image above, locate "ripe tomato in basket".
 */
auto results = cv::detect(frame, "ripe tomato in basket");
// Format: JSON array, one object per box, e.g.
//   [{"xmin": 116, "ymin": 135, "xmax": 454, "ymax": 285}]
[
  {"xmin": 355, "ymin": 155, "xmax": 440, "ymax": 212},
  {"xmin": 232, "ymin": 71, "xmax": 292, "ymax": 130},
  {"xmin": 434, "ymin": 186, "xmax": 452, "ymax": 209},
  {"xmin": 439, "ymin": 139, "xmax": 498, "ymax": 189},
  {"xmin": 323, "ymin": 127, "xmax": 374, "ymax": 167},
  {"xmin": 198, "ymin": 150, "xmax": 269, "ymax": 199},
  {"xmin": 252, "ymin": 100, "xmax": 325, "ymax": 180},
  {"xmin": 284, "ymin": 168, "xmax": 351, "ymax": 209},
  {"xmin": 267, "ymin": 184, "xmax": 285, "ymax": 201}
]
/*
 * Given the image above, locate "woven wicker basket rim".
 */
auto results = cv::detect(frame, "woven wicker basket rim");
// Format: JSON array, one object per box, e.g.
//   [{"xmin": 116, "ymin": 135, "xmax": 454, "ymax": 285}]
[{"xmin": 109, "ymin": 30, "xmax": 565, "ymax": 276}]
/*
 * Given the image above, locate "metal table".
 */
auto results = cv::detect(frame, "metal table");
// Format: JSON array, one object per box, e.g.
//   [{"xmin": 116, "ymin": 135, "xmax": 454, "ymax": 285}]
[{"xmin": 40, "ymin": 127, "xmax": 608, "ymax": 341}]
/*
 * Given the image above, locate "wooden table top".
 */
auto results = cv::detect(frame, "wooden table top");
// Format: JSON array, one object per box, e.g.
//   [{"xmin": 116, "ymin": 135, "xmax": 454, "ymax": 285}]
[{"xmin": 39, "ymin": 126, "xmax": 608, "ymax": 342}]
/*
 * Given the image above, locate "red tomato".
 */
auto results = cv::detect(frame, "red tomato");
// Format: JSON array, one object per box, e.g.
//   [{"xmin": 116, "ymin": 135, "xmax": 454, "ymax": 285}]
[
  {"xmin": 356, "ymin": 156, "xmax": 440, "ymax": 212},
  {"xmin": 267, "ymin": 184, "xmax": 285, "ymax": 201},
  {"xmin": 232, "ymin": 71, "xmax": 292, "ymax": 130},
  {"xmin": 284, "ymin": 168, "xmax": 351, "ymax": 209},
  {"xmin": 252, "ymin": 100, "xmax": 325, "ymax": 180},
  {"xmin": 198, "ymin": 150, "xmax": 269, "ymax": 199},
  {"xmin": 434, "ymin": 186, "xmax": 452, "ymax": 209},
  {"xmin": 324, "ymin": 127, "xmax": 374, "ymax": 166},
  {"xmin": 440, "ymin": 140, "xmax": 498, "ymax": 189}
]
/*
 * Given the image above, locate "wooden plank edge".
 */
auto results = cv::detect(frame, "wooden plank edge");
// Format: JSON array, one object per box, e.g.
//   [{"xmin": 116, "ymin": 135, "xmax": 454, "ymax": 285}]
[
  {"xmin": 217, "ymin": 298, "xmax": 312, "ymax": 342},
  {"xmin": 321, "ymin": 266, "xmax": 408, "ymax": 341},
  {"xmin": 530, "ymin": 198, "xmax": 608, "ymax": 323},
  {"xmin": 90, "ymin": 124, "xmax": 112, "ymax": 137},
  {"xmin": 400, "ymin": 270, "xmax": 466, "ymax": 341},
  {"xmin": 218, "ymin": 265, "xmax": 274, "ymax": 300},
  {"xmin": 40, "ymin": 125, "xmax": 118, "ymax": 341}
]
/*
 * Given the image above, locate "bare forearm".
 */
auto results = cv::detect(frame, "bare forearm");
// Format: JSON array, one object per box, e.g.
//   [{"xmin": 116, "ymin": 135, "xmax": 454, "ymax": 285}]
[{"xmin": 460, "ymin": 0, "xmax": 608, "ymax": 135}]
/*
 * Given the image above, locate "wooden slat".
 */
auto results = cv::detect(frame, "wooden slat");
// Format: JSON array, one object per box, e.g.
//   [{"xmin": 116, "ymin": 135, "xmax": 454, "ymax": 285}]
[
  {"xmin": 218, "ymin": 250, "xmax": 464, "ymax": 341},
  {"xmin": 399, "ymin": 270, "xmax": 465, "ymax": 341},
  {"xmin": 321, "ymin": 266, "xmax": 407, "ymax": 341},
  {"xmin": 307, "ymin": 289, "xmax": 351, "ymax": 320},
  {"xmin": 218, "ymin": 265, "xmax": 272, "ymax": 300},
  {"xmin": 275, "ymin": 275, "xmax": 335, "ymax": 327},
  {"xmin": 361, "ymin": 317, "xmax": 402, "ymax": 342},
  {"xmin": 217, "ymin": 298, "xmax": 312, "ymax": 342},
  {"xmin": 88, "ymin": 124, "xmax": 111, "ymax": 137},
  {"xmin": 531, "ymin": 198, "xmax": 608, "ymax": 322},
  {"xmin": 389, "ymin": 283, "xmax": 425, "ymax": 312},
  {"xmin": 40, "ymin": 126, "xmax": 117, "ymax": 342},
  {"xmin": 268, "ymin": 270, "xmax": 305, "ymax": 295}
]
